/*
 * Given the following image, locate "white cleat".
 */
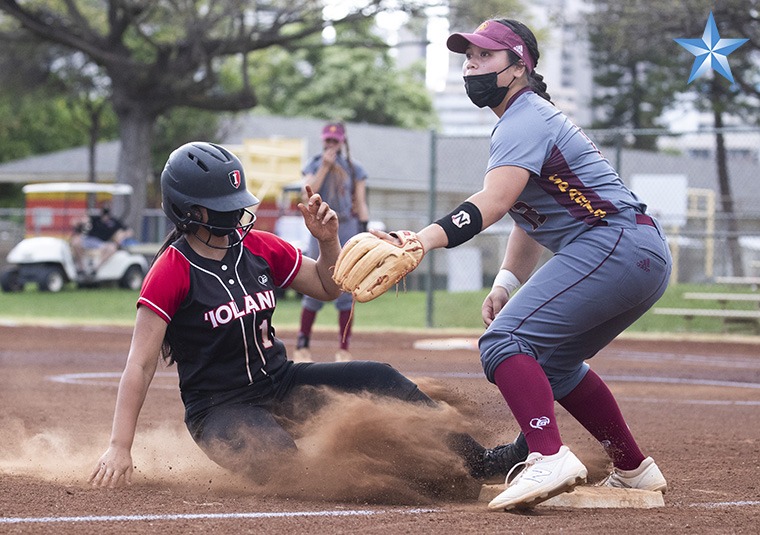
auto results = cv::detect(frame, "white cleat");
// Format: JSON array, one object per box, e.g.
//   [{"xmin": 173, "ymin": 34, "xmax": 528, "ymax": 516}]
[
  {"xmin": 598, "ymin": 457, "xmax": 667, "ymax": 493},
  {"xmin": 488, "ymin": 445, "xmax": 588, "ymax": 511},
  {"xmin": 291, "ymin": 348, "xmax": 313, "ymax": 363},
  {"xmin": 334, "ymin": 349, "xmax": 352, "ymax": 362}
]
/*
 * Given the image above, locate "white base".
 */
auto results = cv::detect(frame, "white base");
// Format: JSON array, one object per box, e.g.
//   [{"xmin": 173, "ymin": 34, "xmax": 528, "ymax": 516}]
[{"xmin": 478, "ymin": 484, "xmax": 665, "ymax": 509}]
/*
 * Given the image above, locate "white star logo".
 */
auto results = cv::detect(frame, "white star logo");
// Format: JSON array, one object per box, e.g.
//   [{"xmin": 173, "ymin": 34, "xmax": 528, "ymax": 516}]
[{"xmin": 674, "ymin": 12, "xmax": 748, "ymax": 84}]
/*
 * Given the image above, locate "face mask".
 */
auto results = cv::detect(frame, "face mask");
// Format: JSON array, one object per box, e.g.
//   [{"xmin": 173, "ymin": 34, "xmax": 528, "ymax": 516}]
[
  {"xmin": 463, "ymin": 61, "xmax": 518, "ymax": 108},
  {"xmin": 206, "ymin": 208, "xmax": 243, "ymax": 237}
]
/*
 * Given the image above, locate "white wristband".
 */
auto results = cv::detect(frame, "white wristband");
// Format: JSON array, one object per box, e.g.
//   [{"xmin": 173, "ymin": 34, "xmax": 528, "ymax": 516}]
[{"xmin": 492, "ymin": 269, "xmax": 520, "ymax": 296}]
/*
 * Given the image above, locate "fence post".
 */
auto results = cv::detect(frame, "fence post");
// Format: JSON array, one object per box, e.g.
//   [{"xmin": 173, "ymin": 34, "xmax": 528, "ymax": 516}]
[
  {"xmin": 614, "ymin": 130, "xmax": 624, "ymax": 176},
  {"xmin": 426, "ymin": 129, "xmax": 437, "ymax": 328}
]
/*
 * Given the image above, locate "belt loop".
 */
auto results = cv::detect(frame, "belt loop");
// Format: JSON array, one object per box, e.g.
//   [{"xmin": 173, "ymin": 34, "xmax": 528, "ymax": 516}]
[{"xmin": 635, "ymin": 213, "xmax": 655, "ymax": 228}]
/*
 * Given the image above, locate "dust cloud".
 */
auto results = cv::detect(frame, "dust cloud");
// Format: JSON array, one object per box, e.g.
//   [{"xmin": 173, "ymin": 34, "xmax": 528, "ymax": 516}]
[{"xmin": 0, "ymin": 380, "xmax": 486, "ymax": 504}]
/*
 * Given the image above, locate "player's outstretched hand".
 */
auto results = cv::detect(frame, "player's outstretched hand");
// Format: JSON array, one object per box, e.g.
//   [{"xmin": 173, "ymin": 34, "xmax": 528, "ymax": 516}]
[
  {"xmin": 298, "ymin": 185, "xmax": 338, "ymax": 243},
  {"xmin": 89, "ymin": 446, "xmax": 134, "ymax": 488},
  {"xmin": 482, "ymin": 286, "xmax": 510, "ymax": 326}
]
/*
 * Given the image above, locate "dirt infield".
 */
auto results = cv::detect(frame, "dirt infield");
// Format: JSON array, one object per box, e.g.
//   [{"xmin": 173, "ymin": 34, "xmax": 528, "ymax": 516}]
[{"xmin": 1, "ymin": 323, "xmax": 759, "ymax": 534}]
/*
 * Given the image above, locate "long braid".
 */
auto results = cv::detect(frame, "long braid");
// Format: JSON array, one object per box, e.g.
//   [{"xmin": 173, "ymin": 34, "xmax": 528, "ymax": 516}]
[
  {"xmin": 151, "ymin": 226, "xmax": 185, "ymax": 364},
  {"xmin": 338, "ymin": 121, "xmax": 359, "ymax": 214},
  {"xmin": 340, "ymin": 122, "xmax": 356, "ymax": 183},
  {"xmin": 496, "ymin": 19, "xmax": 553, "ymax": 104}
]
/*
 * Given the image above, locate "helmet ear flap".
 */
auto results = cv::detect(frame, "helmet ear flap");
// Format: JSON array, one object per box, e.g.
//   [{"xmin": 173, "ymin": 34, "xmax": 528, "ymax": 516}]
[{"xmin": 183, "ymin": 206, "xmax": 202, "ymax": 231}]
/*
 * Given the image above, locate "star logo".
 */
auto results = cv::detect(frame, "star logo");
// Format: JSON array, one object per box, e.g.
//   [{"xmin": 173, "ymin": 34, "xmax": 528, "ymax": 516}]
[{"xmin": 674, "ymin": 12, "xmax": 748, "ymax": 84}]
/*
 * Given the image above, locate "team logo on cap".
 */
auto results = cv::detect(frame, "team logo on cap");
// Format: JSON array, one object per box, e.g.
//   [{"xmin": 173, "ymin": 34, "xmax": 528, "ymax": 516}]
[
  {"xmin": 514, "ymin": 44, "xmax": 524, "ymax": 56},
  {"xmin": 476, "ymin": 21, "xmax": 490, "ymax": 33},
  {"xmin": 228, "ymin": 170, "xmax": 241, "ymax": 189}
]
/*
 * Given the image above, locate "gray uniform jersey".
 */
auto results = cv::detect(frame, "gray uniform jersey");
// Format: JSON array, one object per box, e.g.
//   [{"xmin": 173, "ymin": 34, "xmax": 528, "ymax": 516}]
[{"xmin": 488, "ymin": 88, "xmax": 647, "ymax": 252}]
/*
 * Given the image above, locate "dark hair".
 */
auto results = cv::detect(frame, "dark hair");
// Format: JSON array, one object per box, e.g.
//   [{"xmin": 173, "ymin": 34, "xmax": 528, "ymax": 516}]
[
  {"xmin": 496, "ymin": 19, "xmax": 553, "ymax": 104},
  {"xmin": 152, "ymin": 227, "xmax": 185, "ymax": 364},
  {"xmin": 339, "ymin": 122, "xmax": 358, "ymax": 188}
]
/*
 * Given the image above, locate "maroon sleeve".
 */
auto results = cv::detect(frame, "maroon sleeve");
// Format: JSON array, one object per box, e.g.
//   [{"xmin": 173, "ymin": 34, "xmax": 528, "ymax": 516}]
[
  {"xmin": 243, "ymin": 230, "xmax": 302, "ymax": 288},
  {"xmin": 136, "ymin": 247, "xmax": 190, "ymax": 323}
]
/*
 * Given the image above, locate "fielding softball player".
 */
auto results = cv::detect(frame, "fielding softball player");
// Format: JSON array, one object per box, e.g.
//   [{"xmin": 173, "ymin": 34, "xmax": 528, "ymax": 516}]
[
  {"xmin": 333, "ymin": 19, "xmax": 672, "ymax": 511},
  {"xmin": 88, "ymin": 141, "xmax": 526, "ymax": 489}
]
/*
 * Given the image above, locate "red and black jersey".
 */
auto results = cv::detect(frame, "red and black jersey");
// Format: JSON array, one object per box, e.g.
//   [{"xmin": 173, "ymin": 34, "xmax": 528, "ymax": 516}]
[{"xmin": 138, "ymin": 230, "xmax": 302, "ymax": 413}]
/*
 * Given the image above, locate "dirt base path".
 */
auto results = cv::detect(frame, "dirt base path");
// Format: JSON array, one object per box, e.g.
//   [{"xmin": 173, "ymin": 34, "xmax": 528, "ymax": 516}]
[{"xmin": 1, "ymin": 324, "xmax": 758, "ymax": 534}]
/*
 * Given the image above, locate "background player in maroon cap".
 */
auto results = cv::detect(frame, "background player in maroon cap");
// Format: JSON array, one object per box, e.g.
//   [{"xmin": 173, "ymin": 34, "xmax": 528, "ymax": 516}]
[
  {"xmin": 88, "ymin": 141, "xmax": 526, "ymax": 489},
  {"xmin": 351, "ymin": 18, "xmax": 672, "ymax": 510},
  {"xmin": 294, "ymin": 121, "xmax": 370, "ymax": 362}
]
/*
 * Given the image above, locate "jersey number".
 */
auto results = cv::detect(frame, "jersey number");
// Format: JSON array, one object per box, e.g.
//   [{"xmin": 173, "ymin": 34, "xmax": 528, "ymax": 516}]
[
  {"xmin": 511, "ymin": 201, "xmax": 547, "ymax": 230},
  {"xmin": 259, "ymin": 319, "xmax": 274, "ymax": 349}
]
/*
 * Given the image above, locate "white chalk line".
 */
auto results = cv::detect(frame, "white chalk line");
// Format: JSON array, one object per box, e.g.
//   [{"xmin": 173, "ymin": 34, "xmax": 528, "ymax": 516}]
[
  {"xmin": 0, "ymin": 508, "xmax": 438, "ymax": 525},
  {"xmin": 690, "ymin": 500, "xmax": 760, "ymax": 508},
  {"xmin": 48, "ymin": 371, "xmax": 177, "ymax": 390}
]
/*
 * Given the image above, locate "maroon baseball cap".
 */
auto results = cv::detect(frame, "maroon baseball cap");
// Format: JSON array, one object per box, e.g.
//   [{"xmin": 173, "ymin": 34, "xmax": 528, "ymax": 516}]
[
  {"xmin": 321, "ymin": 122, "xmax": 346, "ymax": 142},
  {"xmin": 447, "ymin": 20, "xmax": 535, "ymax": 72}
]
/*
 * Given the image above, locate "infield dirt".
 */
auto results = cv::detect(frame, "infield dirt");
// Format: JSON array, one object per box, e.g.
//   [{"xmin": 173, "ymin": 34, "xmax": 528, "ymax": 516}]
[{"xmin": 1, "ymin": 324, "xmax": 758, "ymax": 534}]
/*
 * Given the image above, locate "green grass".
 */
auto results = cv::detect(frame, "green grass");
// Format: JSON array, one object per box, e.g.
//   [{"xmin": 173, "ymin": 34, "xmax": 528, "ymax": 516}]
[{"xmin": 1, "ymin": 282, "xmax": 758, "ymax": 334}]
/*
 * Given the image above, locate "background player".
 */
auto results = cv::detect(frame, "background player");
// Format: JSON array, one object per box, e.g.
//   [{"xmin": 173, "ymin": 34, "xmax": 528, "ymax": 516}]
[
  {"xmin": 368, "ymin": 18, "xmax": 672, "ymax": 510},
  {"xmin": 294, "ymin": 122, "xmax": 369, "ymax": 362},
  {"xmin": 88, "ymin": 141, "xmax": 525, "ymax": 489}
]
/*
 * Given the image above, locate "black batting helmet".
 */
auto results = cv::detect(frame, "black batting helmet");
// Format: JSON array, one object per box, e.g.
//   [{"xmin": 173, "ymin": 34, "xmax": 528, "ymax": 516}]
[{"xmin": 160, "ymin": 142, "xmax": 259, "ymax": 231}]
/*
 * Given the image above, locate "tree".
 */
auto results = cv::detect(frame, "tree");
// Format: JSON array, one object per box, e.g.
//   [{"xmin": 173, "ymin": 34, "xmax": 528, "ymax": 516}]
[
  {"xmin": 586, "ymin": 1, "xmax": 698, "ymax": 149},
  {"xmin": 0, "ymin": 0, "xmax": 430, "ymax": 232},
  {"xmin": 681, "ymin": 3, "xmax": 760, "ymax": 277},
  {"xmin": 48, "ymin": 53, "xmax": 119, "ymax": 184},
  {"xmin": 715, "ymin": 0, "xmax": 760, "ymax": 104},
  {"xmin": 586, "ymin": 0, "xmax": 759, "ymax": 277},
  {"xmin": 249, "ymin": 20, "xmax": 436, "ymax": 128}
]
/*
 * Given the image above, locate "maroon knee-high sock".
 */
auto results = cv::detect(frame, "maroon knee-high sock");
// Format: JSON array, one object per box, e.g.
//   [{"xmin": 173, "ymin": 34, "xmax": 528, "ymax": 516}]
[
  {"xmin": 493, "ymin": 354, "xmax": 563, "ymax": 455},
  {"xmin": 298, "ymin": 308, "xmax": 317, "ymax": 347},
  {"xmin": 557, "ymin": 369, "xmax": 644, "ymax": 470},
  {"xmin": 338, "ymin": 309, "xmax": 352, "ymax": 350}
]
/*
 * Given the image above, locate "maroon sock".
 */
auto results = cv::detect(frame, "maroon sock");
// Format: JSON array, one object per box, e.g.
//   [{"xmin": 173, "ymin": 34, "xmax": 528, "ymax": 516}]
[
  {"xmin": 493, "ymin": 354, "xmax": 562, "ymax": 456},
  {"xmin": 557, "ymin": 369, "xmax": 645, "ymax": 470},
  {"xmin": 298, "ymin": 308, "xmax": 317, "ymax": 347},
  {"xmin": 338, "ymin": 309, "xmax": 352, "ymax": 350}
]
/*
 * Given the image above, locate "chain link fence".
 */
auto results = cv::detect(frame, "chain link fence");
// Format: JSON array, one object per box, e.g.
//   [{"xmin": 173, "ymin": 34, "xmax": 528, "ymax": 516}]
[
  {"xmin": 365, "ymin": 127, "xmax": 760, "ymax": 327},
  {"xmin": 2, "ymin": 126, "xmax": 760, "ymax": 328}
]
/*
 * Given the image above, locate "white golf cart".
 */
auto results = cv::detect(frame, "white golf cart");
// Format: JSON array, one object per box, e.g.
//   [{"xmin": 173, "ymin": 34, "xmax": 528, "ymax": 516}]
[{"xmin": 1, "ymin": 182, "xmax": 148, "ymax": 293}]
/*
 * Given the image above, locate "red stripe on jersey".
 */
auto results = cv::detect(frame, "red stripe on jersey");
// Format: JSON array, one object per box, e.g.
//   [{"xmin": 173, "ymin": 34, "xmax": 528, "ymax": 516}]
[
  {"xmin": 137, "ymin": 246, "xmax": 190, "ymax": 323},
  {"xmin": 242, "ymin": 230, "xmax": 302, "ymax": 287}
]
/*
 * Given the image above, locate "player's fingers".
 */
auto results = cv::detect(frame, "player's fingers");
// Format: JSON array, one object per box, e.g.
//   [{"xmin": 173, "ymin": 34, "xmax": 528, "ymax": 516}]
[
  {"xmin": 307, "ymin": 191, "xmax": 322, "ymax": 209},
  {"xmin": 369, "ymin": 229, "xmax": 400, "ymax": 245},
  {"xmin": 105, "ymin": 466, "xmax": 127, "ymax": 489},
  {"xmin": 89, "ymin": 464, "xmax": 104, "ymax": 486},
  {"xmin": 304, "ymin": 185, "xmax": 314, "ymax": 198},
  {"xmin": 320, "ymin": 208, "xmax": 337, "ymax": 224},
  {"xmin": 316, "ymin": 202, "xmax": 335, "ymax": 220},
  {"xmin": 124, "ymin": 465, "xmax": 134, "ymax": 486},
  {"xmin": 482, "ymin": 299, "xmax": 495, "ymax": 326}
]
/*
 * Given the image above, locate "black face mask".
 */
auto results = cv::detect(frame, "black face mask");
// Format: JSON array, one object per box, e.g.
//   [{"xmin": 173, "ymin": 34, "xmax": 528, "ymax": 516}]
[
  {"xmin": 464, "ymin": 61, "xmax": 518, "ymax": 108},
  {"xmin": 206, "ymin": 208, "xmax": 243, "ymax": 237}
]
